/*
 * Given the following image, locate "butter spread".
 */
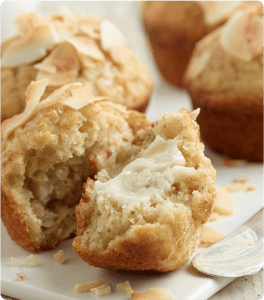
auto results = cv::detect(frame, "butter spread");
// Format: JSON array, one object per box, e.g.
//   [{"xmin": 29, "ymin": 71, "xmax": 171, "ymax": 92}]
[
  {"xmin": 193, "ymin": 225, "xmax": 263, "ymax": 277},
  {"xmin": 94, "ymin": 135, "xmax": 194, "ymax": 207}
]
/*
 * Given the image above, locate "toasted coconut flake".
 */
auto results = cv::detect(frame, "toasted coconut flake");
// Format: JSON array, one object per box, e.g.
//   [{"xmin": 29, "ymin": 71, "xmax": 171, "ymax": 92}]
[
  {"xmin": 2, "ymin": 79, "xmax": 48, "ymax": 140},
  {"xmin": 74, "ymin": 280, "xmax": 106, "ymax": 293},
  {"xmin": 198, "ymin": 2, "xmax": 242, "ymax": 26},
  {"xmin": 36, "ymin": 68, "xmax": 79, "ymax": 86},
  {"xmin": 78, "ymin": 25, "xmax": 101, "ymax": 40},
  {"xmin": 223, "ymin": 182, "xmax": 245, "ymax": 193},
  {"xmin": 246, "ymin": 186, "xmax": 256, "ymax": 192},
  {"xmin": 1, "ymin": 35, "xmax": 22, "ymax": 55},
  {"xmin": 223, "ymin": 158, "xmax": 247, "ymax": 167},
  {"xmin": 220, "ymin": 10, "xmax": 263, "ymax": 61},
  {"xmin": 108, "ymin": 45, "xmax": 134, "ymax": 65},
  {"xmin": 234, "ymin": 178, "xmax": 249, "ymax": 184},
  {"xmin": 116, "ymin": 281, "xmax": 134, "ymax": 295},
  {"xmin": 100, "ymin": 20, "xmax": 126, "ymax": 51},
  {"xmin": 199, "ymin": 226, "xmax": 226, "ymax": 248},
  {"xmin": 209, "ymin": 212, "xmax": 220, "ymax": 222},
  {"xmin": 77, "ymin": 14, "xmax": 102, "ymax": 31},
  {"xmin": 36, "ymin": 42, "xmax": 81, "ymax": 85},
  {"xmin": 131, "ymin": 288, "xmax": 174, "ymax": 300},
  {"xmin": 36, "ymin": 82, "xmax": 83, "ymax": 111},
  {"xmin": 214, "ymin": 186, "xmax": 235, "ymax": 215},
  {"xmin": 66, "ymin": 36, "xmax": 104, "ymax": 60},
  {"xmin": 59, "ymin": 5, "xmax": 74, "ymax": 19},
  {"xmin": 2, "ymin": 24, "xmax": 58, "ymax": 67},
  {"xmin": 90, "ymin": 283, "xmax": 111, "ymax": 296},
  {"xmin": 15, "ymin": 11, "xmax": 47, "ymax": 35},
  {"xmin": 34, "ymin": 62, "xmax": 57, "ymax": 74},
  {"xmin": 59, "ymin": 89, "xmax": 105, "ymax": 110},
  {"xmin": 48, "ymin": 42, "xmax": 80, "ymax": 72}
]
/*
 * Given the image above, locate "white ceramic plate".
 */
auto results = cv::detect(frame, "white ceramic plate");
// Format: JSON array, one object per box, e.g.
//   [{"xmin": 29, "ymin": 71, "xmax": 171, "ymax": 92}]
[{"xmin": 1, "ymin": 2, "xmax": 263, "ymax": 300}]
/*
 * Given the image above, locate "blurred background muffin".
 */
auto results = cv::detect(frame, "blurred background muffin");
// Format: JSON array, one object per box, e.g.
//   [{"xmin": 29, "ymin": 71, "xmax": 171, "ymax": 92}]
[
  {"xmin": 141, "ymin": 1, "xmax": 262, "ymax": 88},
  {"xmin": 1, "ymin": 8, "xmax": 153, "ymax": 121},
  {"xmin": 185, "ymin": 7, "xmax": 263, "ymax": 161}
]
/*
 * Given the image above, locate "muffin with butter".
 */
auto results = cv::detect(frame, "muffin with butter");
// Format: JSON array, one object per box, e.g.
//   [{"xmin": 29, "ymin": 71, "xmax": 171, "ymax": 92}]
[
  {"xmin": 73, "ymin": 108, "xmax": 216, "ymax": 272},
  {"xmin": 1, "ymin": 8, "xmax": 153, "ymax": 121},
  {"xmin": 185, "ymin": 7, "xmax": 263, "ymax": 161},
  {"xmin": 1, "ymin": 80, "xmax": 150, "ymax": 252},
  {"xmin": 141, "ymin": 1, "xmax": 261, "ymax": 88}
]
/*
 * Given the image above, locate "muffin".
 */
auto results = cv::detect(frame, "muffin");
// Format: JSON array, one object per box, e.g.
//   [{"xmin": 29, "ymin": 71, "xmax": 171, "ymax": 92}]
[
  {"xmin": 1, "ymin": 8, "xmax": 153, "ymax": 121},
  {"xmin": 1, "ymin": 79, "xmax": 150, "ymax": 253},
  {"xmin": 141, "ymin": 1, "xmax": 262, "ymax": 88},
  {"xmin": 185, "ymin": 8, "xmax": 263, "ymax": 161},
  {"xmin": 73, "ymin": 108, "xmax": 216, "ymax": 272}
]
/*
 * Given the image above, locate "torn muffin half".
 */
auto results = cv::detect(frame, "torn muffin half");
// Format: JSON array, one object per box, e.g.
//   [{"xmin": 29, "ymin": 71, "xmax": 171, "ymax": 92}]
[
  {"xmin": 1, "ymin": 79, "xmax": 150, "ymax": 253},
  {"xmin": 73, "ymin": 108, "xmax": 216, "ymax": 272}
]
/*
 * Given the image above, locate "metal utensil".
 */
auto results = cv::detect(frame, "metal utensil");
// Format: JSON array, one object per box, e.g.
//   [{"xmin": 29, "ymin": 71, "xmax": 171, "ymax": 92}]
[{"xmin": 192, "ymin": 209, "xmax": 263, "ymax": 277}]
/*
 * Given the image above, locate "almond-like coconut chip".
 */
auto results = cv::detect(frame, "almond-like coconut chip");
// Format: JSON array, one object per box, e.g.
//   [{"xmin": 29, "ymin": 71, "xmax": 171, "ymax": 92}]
[
  {"xmin": 100, "ymin": 20, "xmax": 127, "ymax": 51},
  {"xmin": 116, "ymin": 281, "xmax": 134, "ymax": 296},
  {"xmin": 1, "ymin": 24, "xmax": 58, "ymax": 67},
  {"xmin": 74, "ymin": 280, "xmax": 106, "ymax": 293},
  {"xmin": 131, "ymin": 288, "xmax": 174, "ymax": 300},
  {"xmin": 35, "ymin": 42, "xmax": 80, "ymax": 86},
  {"xmin": 36, "ymin": 82, "xmax": 82, "ymax": 112},
  {"xmin": 66, "ymin": 36, "xmax": 105, "ymax": 60},
  {"xmin": 2, "ymin": 80, "xmax": 109, "ymax": 140},
  {"xmin": 199, "ymin": 226, "xmax": 226, "ymax": 248},
  {"xmin": 220, "ymin": 10, "xmax": 263, "ymax": 61},
  {"xmin": 214, "ymin": 186, "xmax": 235, "ymax": 215},
  {"xmin": 2, "ymin": 79, "xmax": 49, "ymax": 140},
  {"xmin": 198, "ymin": 1, "xmax": 242, "ymax": 26}
]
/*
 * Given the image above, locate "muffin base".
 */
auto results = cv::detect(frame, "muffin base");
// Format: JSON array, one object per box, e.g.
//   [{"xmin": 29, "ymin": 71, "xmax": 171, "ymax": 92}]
[{"xmin": 189, "ymin": 88, "xmax": 263, "ymax": 161}]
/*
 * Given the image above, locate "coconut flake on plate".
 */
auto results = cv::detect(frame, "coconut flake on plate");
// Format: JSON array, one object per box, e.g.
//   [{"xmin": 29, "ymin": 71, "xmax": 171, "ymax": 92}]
[
  {"xmin": 131, "ymin": 288, "xmax": 174, "ymax": 300},
  {"xmin": 199, "ymin": 226, "xmax": 226, "ymax": 248},
  {"xmin": 214, "ymin": 186, "xmax": 235, "ymax": 215}
]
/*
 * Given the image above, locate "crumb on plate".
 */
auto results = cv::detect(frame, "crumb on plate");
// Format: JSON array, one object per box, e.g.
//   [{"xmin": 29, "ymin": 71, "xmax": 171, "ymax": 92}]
[
  {"xmin": 10, "ymin": 257, "xmax": 19, "ymax": 266},
  {"xmin": 246, "ymin": 186, "xmax": 256, "ymax": 192},
  {"xmin": 116, "ymin": 281, "xmax": 134, "ymax": 295},
  {"xmin": 24, "ymin": 254, "xmax": 39, "ymax": 267},
  {"xmin": 74, "ymin": 280, "xmax": 106, "ymax": 292},
  {"xmin": 17, "ymin": 272, "xmax": 27, "ymax": 281},
  {"xmin": 90, "ymin": 283, "xmax": 111, "ymax": 296},
  {"xmin": 54, "ymin": 250, "xmax": 67, "ymax": 265}
]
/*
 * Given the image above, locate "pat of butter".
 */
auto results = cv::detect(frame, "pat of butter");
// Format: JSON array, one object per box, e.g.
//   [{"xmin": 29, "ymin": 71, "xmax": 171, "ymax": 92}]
[{"xmin": 94, "ymin": 135, "xmax": 194, "ymax": 207}]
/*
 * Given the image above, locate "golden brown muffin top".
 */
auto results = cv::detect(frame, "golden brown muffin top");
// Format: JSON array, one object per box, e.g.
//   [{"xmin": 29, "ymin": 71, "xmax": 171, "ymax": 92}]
[{"xmin": 185, "ymin": 7, "xmax": 263, "ymax": 101}]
